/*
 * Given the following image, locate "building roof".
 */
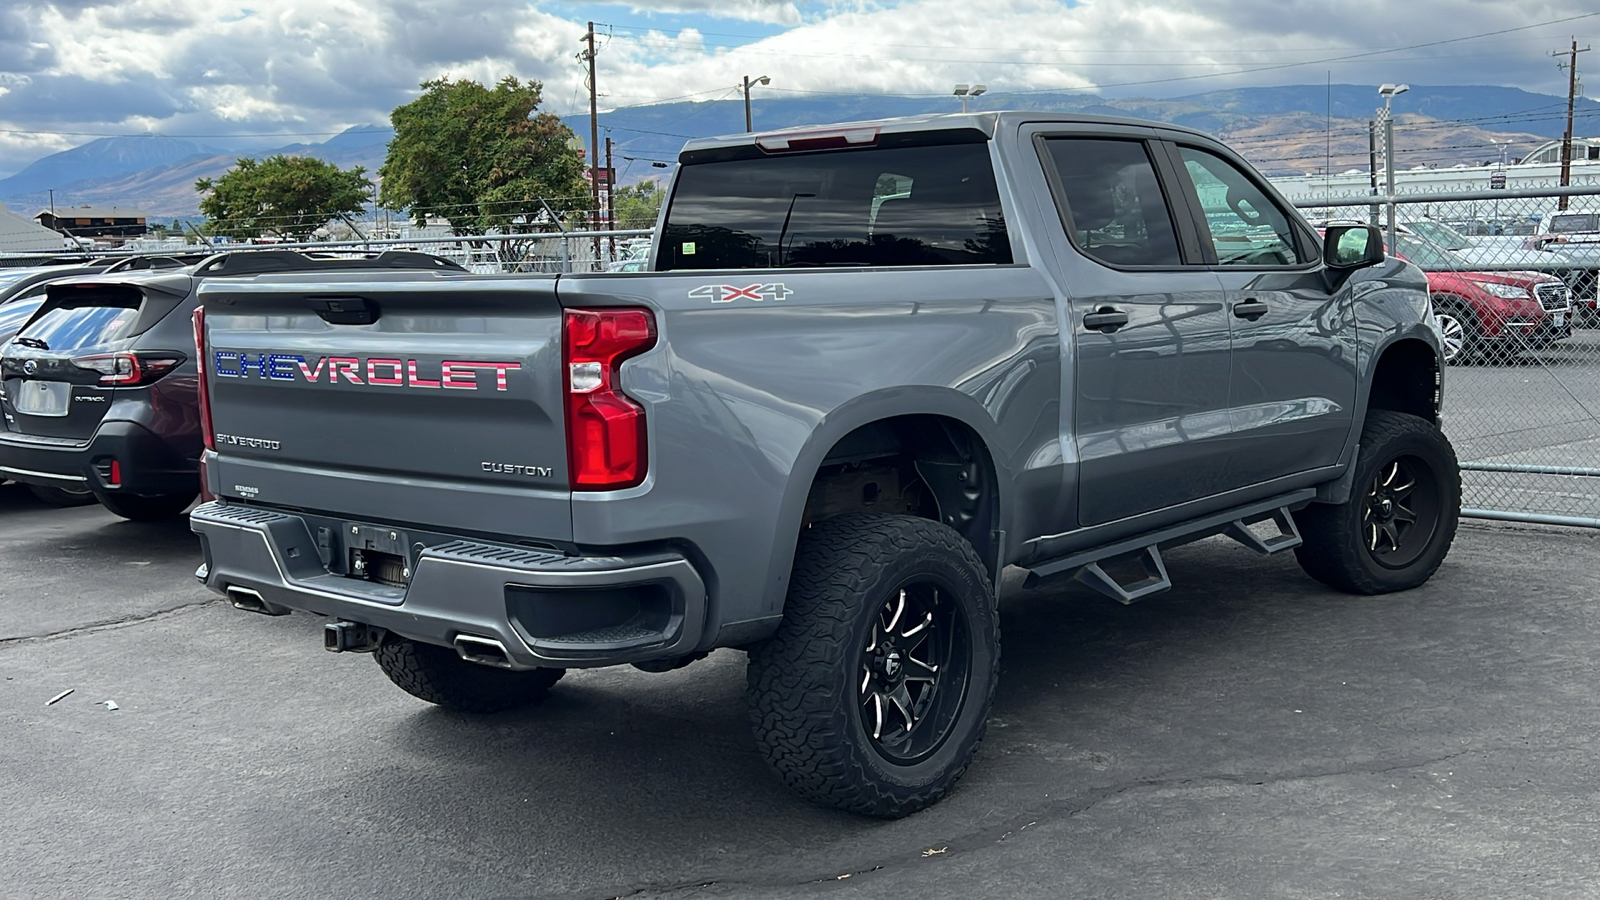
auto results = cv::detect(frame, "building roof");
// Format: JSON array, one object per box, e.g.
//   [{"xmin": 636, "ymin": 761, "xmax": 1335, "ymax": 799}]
[{"xmin": 35, "ymin": 207, "xmax": 148, "ymax": 220}]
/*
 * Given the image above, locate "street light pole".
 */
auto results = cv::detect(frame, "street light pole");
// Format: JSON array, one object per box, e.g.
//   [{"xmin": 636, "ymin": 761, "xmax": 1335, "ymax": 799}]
[
  {"xmin": 743, "ymin": 75, "xmax": 770, "ymax": 132},
  {"xmin": 1377, "ymin": 83, "xmax": 1408, "ymax": 250}
]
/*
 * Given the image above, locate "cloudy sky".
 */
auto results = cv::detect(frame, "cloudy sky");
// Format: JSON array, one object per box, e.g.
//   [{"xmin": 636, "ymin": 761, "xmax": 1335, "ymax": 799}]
[{"xmin": 0, "ymin": 0, "xmax": 1596, "ymax": 176}]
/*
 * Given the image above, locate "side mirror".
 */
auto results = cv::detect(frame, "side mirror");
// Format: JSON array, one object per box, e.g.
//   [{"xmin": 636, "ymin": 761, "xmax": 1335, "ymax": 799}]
[{"xmin": 1323, "ymin": 224, "xmax": 1385, "ymax": 270}]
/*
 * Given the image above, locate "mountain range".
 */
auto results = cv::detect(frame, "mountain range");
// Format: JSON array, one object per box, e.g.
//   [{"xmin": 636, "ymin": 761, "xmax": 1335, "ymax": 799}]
[{"xmin": 3, "ymin": 84, "xmax": 1594, "ymax": 218}]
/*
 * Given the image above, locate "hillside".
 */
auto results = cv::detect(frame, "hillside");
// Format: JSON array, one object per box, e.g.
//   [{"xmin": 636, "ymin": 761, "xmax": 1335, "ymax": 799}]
[{"xmin": 5, "ymin": 84, "xmax": 1593, "ymax": 216}]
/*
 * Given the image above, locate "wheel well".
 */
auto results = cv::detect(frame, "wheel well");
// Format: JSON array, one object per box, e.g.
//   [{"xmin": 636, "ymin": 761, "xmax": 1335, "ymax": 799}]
[
  {"xmin": 803, "ymin": 415, "xmax": 1000, "ymax": 578},
  {"xmin": 1367, "ymin": 339, "xmax": 1439, "ymax": 425}
]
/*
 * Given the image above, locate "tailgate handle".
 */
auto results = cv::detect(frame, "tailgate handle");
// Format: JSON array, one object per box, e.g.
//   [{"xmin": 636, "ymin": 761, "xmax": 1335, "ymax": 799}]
[{"xmin": 306, "ymin": 296, "xmax": 380, "ymax": 325}]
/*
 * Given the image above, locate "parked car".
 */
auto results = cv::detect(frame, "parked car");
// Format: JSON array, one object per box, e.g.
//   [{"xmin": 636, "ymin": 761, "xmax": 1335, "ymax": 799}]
[
  {"xmin": 1392, "ymin": 234, "xmax": 1573, "ymax": 364},
  {"xmin": 190, "ymin": 112, "xmax": 1455, "ymax": 817},
  {"xmin": 1400, "ymin": 217, "xmax": 1599, "ymax": 323},
  {"xmin": 0, "ymin": 250, "xmax": 465, "ymax": 520},
  {"xmin": 0, "ymin": 262, "xmax": 118, "ymax": 505}
]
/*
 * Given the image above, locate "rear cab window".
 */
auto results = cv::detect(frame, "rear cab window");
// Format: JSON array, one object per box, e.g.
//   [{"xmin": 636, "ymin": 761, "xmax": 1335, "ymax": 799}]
[{"xmin": 659, "ymin": 132, "xmax": 1011, "ymax": 270}]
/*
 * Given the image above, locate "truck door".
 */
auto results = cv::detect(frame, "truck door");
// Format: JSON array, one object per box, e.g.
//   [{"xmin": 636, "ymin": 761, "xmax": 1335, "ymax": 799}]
[
  {"xmin": 1165, "ymin": 142, "xmax": 1358, "ymax": 486},
  {"xmin": 1035, "ymin": 134, "xmax": 1235, "ymax": 527}
]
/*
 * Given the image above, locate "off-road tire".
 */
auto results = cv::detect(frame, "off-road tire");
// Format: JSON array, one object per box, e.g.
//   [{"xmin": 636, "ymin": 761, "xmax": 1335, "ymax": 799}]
[
  {"xmin": 94, "ymin": 491, "xmax": 198, "ymax": 521},
  {"xmin": 373, "ymin": 636, "xmax": 564, "ymax": 714},
  {"xmin": 1295, "ymin": 410, "xmax": 1460, "ymax": 594},
  {"xmin": 28, "ymin": 485, "xmax": 96, "ymax": 507},
  {"xmin": 746, "ymin": 513, "xmax": 999, "ymax": 818}
]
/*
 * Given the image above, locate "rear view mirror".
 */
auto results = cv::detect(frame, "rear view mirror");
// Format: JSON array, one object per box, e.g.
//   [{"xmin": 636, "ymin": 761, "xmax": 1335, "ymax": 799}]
[{"xmin": 1324, "ymin": 224, "xmax": 1384, "ymax": 270}]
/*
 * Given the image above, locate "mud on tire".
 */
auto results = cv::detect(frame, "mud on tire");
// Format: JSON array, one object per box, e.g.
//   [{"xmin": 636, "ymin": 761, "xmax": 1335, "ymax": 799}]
[
  {"xmin": 374, "ymin": 636, "xmax": 564, "ymax": 714},
  {"xmin": 1295, "ymin": 410, "xmax": 1460, "ymax": 594},
  {"xmin": 746, "ymin": 513, "xmax": 999, "ymax": 818}
]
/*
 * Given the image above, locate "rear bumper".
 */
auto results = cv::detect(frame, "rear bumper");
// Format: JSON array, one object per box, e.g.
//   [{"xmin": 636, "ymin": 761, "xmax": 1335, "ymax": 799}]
[
  {"xmin": 190, "ymin": 501, "xmax": 709, "ymax": 669},
  {"xmin": 0, "ymin": 419, "xmax": 198, "ymax": 495}
]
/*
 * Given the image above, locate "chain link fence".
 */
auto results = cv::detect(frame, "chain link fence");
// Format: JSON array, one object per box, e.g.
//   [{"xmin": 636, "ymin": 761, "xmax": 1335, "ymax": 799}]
[
  {"xmin": 0, "ymin": 229, "xmax": 656, "ymax": 274},
  {"xmin": 1297, "ymin": 184, "xmax": 1600, "ymax": 527},
  {"xmin": 5, "ymin": 186, "xmax": 1597, "ymax": 526}
]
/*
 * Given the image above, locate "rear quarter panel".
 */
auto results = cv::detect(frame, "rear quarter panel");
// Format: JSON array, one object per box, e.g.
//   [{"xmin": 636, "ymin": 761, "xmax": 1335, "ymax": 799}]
[{"xmin": 559, "ymin": 264, "xmax": 1061, "ymax": 645}]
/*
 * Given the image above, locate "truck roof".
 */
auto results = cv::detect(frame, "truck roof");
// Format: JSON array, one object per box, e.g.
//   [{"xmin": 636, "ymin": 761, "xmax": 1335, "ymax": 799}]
[{"xmin": 678, "ymin": 110, "xmax": 1218, "ymax": 156}]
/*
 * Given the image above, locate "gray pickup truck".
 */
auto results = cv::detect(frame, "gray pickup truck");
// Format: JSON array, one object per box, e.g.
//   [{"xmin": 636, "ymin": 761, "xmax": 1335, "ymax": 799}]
[{"xmin": 190, "ymin": 112, "xmax": 1459, "ymax": 818}]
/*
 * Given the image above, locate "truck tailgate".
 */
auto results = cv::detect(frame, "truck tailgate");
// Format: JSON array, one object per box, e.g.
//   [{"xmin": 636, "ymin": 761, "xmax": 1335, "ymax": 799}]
[{"xmin": 199, "ymin": 274, "xmax": 571, "ymax": 541}]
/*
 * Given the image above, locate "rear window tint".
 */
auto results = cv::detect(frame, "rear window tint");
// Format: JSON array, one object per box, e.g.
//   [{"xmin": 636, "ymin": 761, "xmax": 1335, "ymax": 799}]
[
  {"xmin": 0, "ymin": 298, "xmax": 45, "ymax": 340},
  {"xmin": 659, "ymin": 142, "xmax": 1010, "ymax": 270},
  {"xmin": 16, "ymin": 305, "xmax": 138, "ymax": 352}
]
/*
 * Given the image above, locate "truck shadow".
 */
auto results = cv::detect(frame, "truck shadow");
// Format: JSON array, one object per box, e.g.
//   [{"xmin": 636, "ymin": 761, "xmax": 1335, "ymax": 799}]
[{"xmin": 350, "ymin": 537, "xmax": 1423, "ymax": 890}]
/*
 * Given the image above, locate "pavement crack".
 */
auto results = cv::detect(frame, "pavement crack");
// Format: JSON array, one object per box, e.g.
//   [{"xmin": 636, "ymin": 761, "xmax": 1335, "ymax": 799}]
[{"xmin": 0, "ymin": 598, "xmax": 221, "ymax": 649}]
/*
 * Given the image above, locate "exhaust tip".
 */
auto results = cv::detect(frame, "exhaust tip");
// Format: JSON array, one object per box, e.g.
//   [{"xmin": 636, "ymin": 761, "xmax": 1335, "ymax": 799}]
[
  {"xmin": 454, "ymin": 634, "xmax": 515, "ymax": 669},
  {"xmin": 226, "ymin": 586, "xmax": 290, "ymax": 616}
]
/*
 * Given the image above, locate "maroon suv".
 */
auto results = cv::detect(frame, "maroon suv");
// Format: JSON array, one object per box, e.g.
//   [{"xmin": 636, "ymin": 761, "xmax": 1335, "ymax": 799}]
[{"xmin": 1393, "ymin": 235, "xmax": 1573, "ymax": 364}]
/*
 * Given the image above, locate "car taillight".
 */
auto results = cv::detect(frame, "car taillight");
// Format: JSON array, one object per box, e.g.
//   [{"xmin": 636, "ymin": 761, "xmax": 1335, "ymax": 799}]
[
  {"xmin": 193, "ymin": 307, "xmax": 214, "ymax": 452},
  {"xmin": 70, "ymin": 351, "xmax": 183, "ymax": 385},
  {"xmin": 563, "ymin": 307, "xmax": 656, "ymax": 490}
]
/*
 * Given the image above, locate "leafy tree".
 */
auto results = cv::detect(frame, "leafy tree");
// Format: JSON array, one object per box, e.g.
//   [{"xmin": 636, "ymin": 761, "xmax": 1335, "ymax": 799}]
[
  {"xmin": 379, "ymin": 76, "xmax": 591, "ymax": 235},
  {"xmin": 611, "ymin": 180, "xmax": 666, "ymax": 229},
  {"xmin": 196, "ymin": 155, "xmax": 372, "ymax": 241}
]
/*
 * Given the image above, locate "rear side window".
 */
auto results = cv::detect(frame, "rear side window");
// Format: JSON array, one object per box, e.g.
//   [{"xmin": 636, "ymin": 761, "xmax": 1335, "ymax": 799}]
[
  {"xmin": 659, "ymin": 141, "xmax": 1010, "ymax": 270},
  {"xmin": 1040, "ymin": 138, "xmax": 1183, "ymax": 267},
  {"xmin": 1549, "ymin": 213, "xmax": 1599, "ymax": 233}
]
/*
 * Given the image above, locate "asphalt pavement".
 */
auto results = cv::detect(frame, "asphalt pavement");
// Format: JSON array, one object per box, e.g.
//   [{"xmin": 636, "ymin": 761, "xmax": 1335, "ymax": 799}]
[{"xmin": 4, "ymin": 484, "xmax": 1600, "ymax": 899}]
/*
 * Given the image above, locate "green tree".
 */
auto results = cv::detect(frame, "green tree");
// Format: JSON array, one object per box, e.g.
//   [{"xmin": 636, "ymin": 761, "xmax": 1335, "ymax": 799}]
[
  {"xmin": 196, "ymin": 155, "xmax": 372, "ymax": 241},
  {"xmin": 611, "ymin": 180, "xmax": 666, "ymax": 229},
  {"xmin": 379, "ymin": 76, "xmax": 591, "ymax": 235}
]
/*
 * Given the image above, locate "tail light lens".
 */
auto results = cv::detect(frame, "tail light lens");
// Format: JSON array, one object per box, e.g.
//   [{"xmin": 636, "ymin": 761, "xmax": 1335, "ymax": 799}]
[
  {"xmin": 563, "ymin": 307, "xmax": 656, "ymax": 490},
  {"xmin": 193, "ymin": 308, "xmax": 214, "ymax": 452},
  {"xmin": 71, "ymin": 351, "xmax": 184, "ymax": 385}
]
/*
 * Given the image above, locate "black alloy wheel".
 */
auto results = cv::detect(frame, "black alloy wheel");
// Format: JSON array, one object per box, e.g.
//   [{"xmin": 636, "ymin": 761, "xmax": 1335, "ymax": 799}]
[
  {"xmin": 747, "ymin": 513, "xmax": 999, "ymax": 818},
  {"xmin": 1362, "ymin": 455, "xmax": 1442, "ymax": 570},
  {"xmin": 1295, "ymin": 410, "xmax": 1460, "ymax": 594},
  {"xmin": 858, "ymin": 582, "xmax": 970, "ymax": 764}
]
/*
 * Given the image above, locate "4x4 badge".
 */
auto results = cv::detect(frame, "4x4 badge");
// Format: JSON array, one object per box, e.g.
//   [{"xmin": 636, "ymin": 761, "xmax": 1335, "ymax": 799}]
[{"xmin": 689, "ymin": 283, "xmax": 792, "ymax": 304}]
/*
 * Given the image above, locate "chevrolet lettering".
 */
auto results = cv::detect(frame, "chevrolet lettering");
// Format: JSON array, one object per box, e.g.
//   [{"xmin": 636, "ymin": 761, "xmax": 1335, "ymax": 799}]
[{"xmin": 211, "ymin": 352, "xmax": 522, "ymax": 391}]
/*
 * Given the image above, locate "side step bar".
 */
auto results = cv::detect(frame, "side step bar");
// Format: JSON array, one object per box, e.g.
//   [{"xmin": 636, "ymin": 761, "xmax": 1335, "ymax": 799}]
[{"xmin": 1024, "ymin": 490, "xmax": 1312, "ymax": 604}]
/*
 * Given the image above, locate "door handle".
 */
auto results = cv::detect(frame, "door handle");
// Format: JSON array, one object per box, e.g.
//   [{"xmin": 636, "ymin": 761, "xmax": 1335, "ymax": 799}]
[
  {"xmin": 1232, "ymin": 299, "xmax": 1269, "ymax": 321},
  {"xmin": 1083, "ymin": 307, "xmax": 1130, "ymax": 333}
]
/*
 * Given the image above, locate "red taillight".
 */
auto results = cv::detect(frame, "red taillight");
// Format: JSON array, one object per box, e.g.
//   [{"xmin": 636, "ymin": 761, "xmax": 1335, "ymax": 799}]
[
  {"xmin": 193, "ymin": 307, "xmax": 214, "ymax": 452},
  {"xmin": 108, "ymin": 458, "xmax": 122, "ymax": 487},
  {"xmin": 70, "ymin": 351, "xmax": 182, "ymax": 385},
  {"xmin": 563, "ymin": 307, "xmax": 656, "ymax": 490}
]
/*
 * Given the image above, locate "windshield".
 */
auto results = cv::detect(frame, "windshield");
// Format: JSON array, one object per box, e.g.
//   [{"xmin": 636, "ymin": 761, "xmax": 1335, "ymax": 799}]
[
  {"xmin": 659, "ymin": 138, "xmax": 1010, "ymax": 270},
  {"xmin": 1549, "ymin": 213, "xmax": 1600, "ymax": 234},
  {"xmin": 1395, "ymin": 235, "xmax": 1465, "ymax": 271},
  {"xmin": 1405, "ymin": 219, "xmax": 1472, "ymax": 250}
]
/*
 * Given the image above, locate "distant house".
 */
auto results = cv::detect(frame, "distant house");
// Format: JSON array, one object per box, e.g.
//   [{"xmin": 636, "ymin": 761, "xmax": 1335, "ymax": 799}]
[{"xmin": 35, "ymin": 206, "xmax": 148, "ymax": 243}]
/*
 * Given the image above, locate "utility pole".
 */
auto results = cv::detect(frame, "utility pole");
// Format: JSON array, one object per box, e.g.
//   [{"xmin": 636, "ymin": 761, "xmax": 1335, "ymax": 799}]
[
  {"xmin": 583, "ymin": 22, "xmax": 601, "ymax": 265},
  {"xmin": 1552, "ymin": 37, "xmax": 1591, "ymax": 211},
  {"xmin": 605, "ymin": 135, "xmax": 615, "ymax": 264}
]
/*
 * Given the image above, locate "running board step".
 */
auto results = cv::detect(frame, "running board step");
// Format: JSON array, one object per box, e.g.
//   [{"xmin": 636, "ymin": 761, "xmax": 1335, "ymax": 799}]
[
  {"xmin": 1074, "ymin": 545, "xmax": 1171, "ymax": 605},
  {"xmin": 1023, "ymin": 490, "xmax": 1314, "ymax": 603},
  {"xmin": 1223, "ymin": 506, "xmax": 1303, "ymax": 555}
]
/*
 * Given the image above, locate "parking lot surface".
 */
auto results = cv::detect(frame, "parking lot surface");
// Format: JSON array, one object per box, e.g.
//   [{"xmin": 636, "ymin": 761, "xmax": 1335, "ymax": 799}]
[{"xmin": 4, "ymin": 484, "xmax": 1600, "ymax": 899}]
